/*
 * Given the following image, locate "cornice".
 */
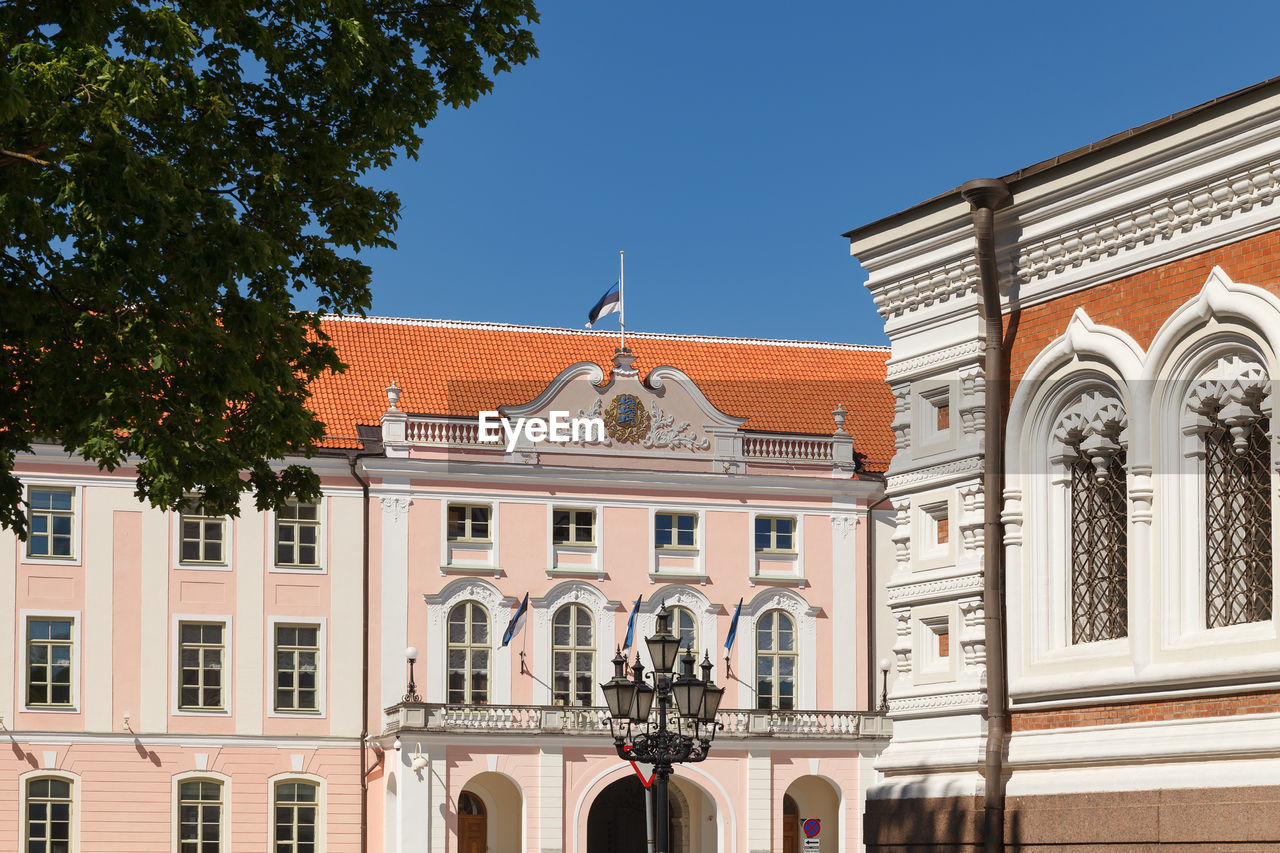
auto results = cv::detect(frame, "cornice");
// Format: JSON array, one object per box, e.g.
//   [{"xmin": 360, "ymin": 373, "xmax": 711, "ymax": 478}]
[
  {"xmin": 868, "ymin": 151, "xmax": 1280, "ymax": 326},
  {"xmin": 886, "ymin": 456, "xmax": 984, "ymax": 492},
  {"xmin": 887, "ymin": 572, "xmax": 985, "ymax": 605},
  {"xmin": 884, "ymin": 340, "xmax": 985, "ymax": 382}
]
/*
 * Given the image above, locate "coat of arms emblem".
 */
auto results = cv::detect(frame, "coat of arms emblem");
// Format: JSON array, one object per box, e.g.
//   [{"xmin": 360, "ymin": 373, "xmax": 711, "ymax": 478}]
[{"xmin": 603, "ymin": 394, "xmax": 650, "ymax": 443}]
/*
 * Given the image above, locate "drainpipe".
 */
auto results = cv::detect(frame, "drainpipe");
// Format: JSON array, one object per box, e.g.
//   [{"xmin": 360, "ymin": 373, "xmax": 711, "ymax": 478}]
[
  {"xmin": 865, "ymin": 493, "xmax": 892, "ymax": 710},
  {"xmin": 348, "ymin": 452, "xmax": 374, "ymax": 853},
  {"xmin": 960, "ymin": 178, "xmax": 1012, "ymax": 853}
]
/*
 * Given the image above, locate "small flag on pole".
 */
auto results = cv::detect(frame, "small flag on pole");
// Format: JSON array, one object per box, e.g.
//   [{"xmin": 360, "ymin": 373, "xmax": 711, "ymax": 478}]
[
  {"xmin": 586, "ymin": 281, "xmax": 621, "ymax": 328},
  {"xmin": 622, "ymin": 596, "xmax": 642, "ymax": 650},
  {"xmin": 502, "ymin": 593, "xmax": 530, "ymax": 647},
  {"xmin": 724, "ymin": 597, "xmax": 744, "ymax": 656}
]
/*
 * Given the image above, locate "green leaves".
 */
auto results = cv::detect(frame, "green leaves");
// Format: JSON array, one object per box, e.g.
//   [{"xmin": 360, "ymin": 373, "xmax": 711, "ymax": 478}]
[{"xmin": 0, "ymin": 0, "xmax": 539, "ymax": 536}]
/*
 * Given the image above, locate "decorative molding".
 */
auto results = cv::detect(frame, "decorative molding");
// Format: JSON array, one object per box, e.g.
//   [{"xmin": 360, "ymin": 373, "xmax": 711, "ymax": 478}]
[
  {"xmin": 641, "ymin": 402, "xmax": 711, "ymax": 451},
  {"xmin": 887, "ymin": 457, "xmax": 984, "ymax": 491},
  {"xmin": 890, "ymin": 690, "xmax": 987, "ymax": 714},
  {"xmin": 381, "ymin": 495, "xmax": 411, "ymax": 524},
  {"xmin": 1012, "ymin": 157, "xmax": 1280, "ymax": 288},
  {"xmin": 886, "ymin": 573, "xmax": 985, "ymax": 605},
  {"xmin": 831, "ymin": 513, "xmax": 857, "ymax": 541},
  {"xmin": 885, "ymin": 340, "xmax": 985, "ymax": 381},
  {"xmin": 870, "ymin": 158, "xmax": 1280, "ymax": 322}
]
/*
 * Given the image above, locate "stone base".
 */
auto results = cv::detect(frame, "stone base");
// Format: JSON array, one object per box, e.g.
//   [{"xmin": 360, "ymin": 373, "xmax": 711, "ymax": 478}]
[{"xmin": 865, "ymin": 787, "xmax": 1280, "ymax": 850}]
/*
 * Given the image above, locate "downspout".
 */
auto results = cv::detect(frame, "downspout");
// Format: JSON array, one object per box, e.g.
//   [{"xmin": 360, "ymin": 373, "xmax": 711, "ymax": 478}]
[
  {"xmin": 960, "ymin": 178, "xmax": 1012, "ymax": 853},
  {"xmin": 348, "ymin": 452, "xmax": 374, "ymax": 853},
  {"xmin": 865, "ymin": 493, "xmax": 892, "ymax": 709}
]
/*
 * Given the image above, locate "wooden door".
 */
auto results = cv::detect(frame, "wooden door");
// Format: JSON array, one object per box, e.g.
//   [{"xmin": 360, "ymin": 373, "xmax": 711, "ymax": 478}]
[
  {"xmin": 782, "ymin": 794, "xmax": 798, "ymax": 853},
  {"xmin": 458, "ymin": 792, "xmax": 486, "ymax": 853}
]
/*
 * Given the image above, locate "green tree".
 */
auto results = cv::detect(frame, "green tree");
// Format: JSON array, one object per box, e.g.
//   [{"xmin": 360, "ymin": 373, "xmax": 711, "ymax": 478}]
[{"xmin": 0, "ymin": 1, "xmax": 538, "ymax": 535}]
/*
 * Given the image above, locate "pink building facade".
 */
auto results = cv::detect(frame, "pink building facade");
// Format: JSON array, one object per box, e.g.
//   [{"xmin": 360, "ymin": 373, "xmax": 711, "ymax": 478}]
[{"xmin": 2, "ymin": 320, "xmax": 896, "ymax": 852}]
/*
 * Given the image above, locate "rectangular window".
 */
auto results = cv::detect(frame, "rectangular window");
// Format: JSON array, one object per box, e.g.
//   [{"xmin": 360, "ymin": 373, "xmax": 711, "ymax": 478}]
[
  {"xmin": 275, "ymin": 782, "xmax": 319, "ymax": 853},
  {"xmin": 180, "ymin": 498, "xmax": 226, "ymax": 564},
  {"xmin": 178, "ymin": 779, "xmax": 222, "ymax": 853},
  {"xmin": 27, "ymin": 487, "xmax": 74, "ymax": 559},
  {"xmin": 447, "ymin": 504, "xmax": 491, "ymax": 542},
  {"xmin": 754, "ymin": 516, "xmax": 795, "ymax": 552},
  {"xmin": 552, "ymin": 508, "xmax": 595, "ymax": 546},
  {"xmin": 179, "ymin": 622, "xmax": 225, "ymax": 711},
  {"xmin": 655, "ymin": 512, "xmax": 697, "ymax": 548},
  {"xmin": 275, "ymin": 625, "xmax": 320, "ymax": 713},
  {"xmin": 27, "ymin": 618, "xmax": 73, "ymax": 708},
  {"xmin": 26, "ymin": 777, "xmax": 72, "ymax": 853},
  {"xmin": 276, "ymin": 501, "xmax": 320, "ymax": 568}
]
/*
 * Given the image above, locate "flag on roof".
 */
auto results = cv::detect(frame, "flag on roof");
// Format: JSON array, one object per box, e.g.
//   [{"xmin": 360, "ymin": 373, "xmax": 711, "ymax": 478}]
[{"xmin": 586, "ymin": 281, "xmax": 621, "ymax": 328}]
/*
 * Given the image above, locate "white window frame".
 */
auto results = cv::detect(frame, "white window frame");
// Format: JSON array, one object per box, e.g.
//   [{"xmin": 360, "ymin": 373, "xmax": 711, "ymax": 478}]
[
  {"xmin": 175, "ymin": 497, "xmax": 231, "ymax": 569},
  {"xmin": 172, "ymin": 615, "xmax": 233, "ymax": 716},
  {"xmin": 530, "ymin": 581, "xmax": 616, "ymax": 706},
  {"xmin": 19, "ymin": 768, "xmax": 79, "ymax": 853},
  {"xmin": 21, "ymin": 483, "xmax": 83, "ymax": 566},
  {"xmin": 648, "ymin": 507, "xmax": 706, "ymax": 580},
  {"xmin": 446, "ymin": 503, "xmax": 494, "ymax": 543},
  {"xmin": 21, "ymin": 610, "xmax": 81, "ymax": 713},
  {"xmin": 439, "ymin": 499, "xmax": 499, "ymax": 571},
  {"xmin": 171, "ymin": 770, "xmax": 231, "ymax": 853},
  {"xmin": 551, "ymin": 506, "xmax": 597, "ymax": 547},
  {"xmin": 268, "ymin": 618, "xmax": 327, "ymax": 718},
  {"xmin": 913, "ymin": 602, "xmax": 959, "ymax": 686},
  {"xmin": 267, "ymin": 773, "xmax": 326, "ymax": 853},
  {"xmin": 270, "ymin": 498, "xmax": 327, "ymax": 574},
  {"xmin": 734, "ymin": 589, "xmax": 818, "ymax": 710},
  {"xmin": 423, "ymin": 579, "xmax": 513, "ymax": 705},
  {"xmin": 911, "ymin": 377, "xmax": 959, "ymax": 460},
  {"xmin": 911, "ymin": 489, "xmax": 957, "ymax": 572},
  {"xmin": 752, "ymin": 515, "xmax": 798, "ymax": 554}
]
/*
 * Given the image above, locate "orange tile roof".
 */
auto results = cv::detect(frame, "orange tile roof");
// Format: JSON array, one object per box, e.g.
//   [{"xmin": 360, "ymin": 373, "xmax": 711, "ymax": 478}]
[{"xmin": 310, "ymin": 318, "xmax": 894, "ymax": 468}]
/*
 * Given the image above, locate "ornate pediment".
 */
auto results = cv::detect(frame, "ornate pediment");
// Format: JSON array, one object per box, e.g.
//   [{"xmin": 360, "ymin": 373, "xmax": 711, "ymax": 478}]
[{"xmin": 497, "ymin": 348, "xmax": 747, "ymax": 454}]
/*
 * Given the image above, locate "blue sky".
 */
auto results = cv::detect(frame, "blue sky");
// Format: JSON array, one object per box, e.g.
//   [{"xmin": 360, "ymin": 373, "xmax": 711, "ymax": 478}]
[{"xmin": 357, "ymin": 1, "xmax": 1279, "ymax": 346}]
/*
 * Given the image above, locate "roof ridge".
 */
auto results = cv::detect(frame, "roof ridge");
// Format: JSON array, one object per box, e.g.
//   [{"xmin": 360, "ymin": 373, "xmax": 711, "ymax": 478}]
[{"xmin": 321, "ymin": 314, "xmax": 890, "ymax": 352}]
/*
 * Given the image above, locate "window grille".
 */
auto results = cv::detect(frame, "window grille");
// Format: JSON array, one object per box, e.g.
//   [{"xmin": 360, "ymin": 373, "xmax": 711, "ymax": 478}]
[
  {"xmin": 1206, "ymin": 417, "xmax": 1273, "ymax": 628},
  {"xmin": 1070, "ymin": 449, "xmax": 1129, "ymax": 643}
]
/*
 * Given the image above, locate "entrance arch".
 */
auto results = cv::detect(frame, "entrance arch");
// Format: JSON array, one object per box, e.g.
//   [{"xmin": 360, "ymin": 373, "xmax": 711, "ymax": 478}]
[
  {"xmin": 460, "ymin": 772, "xmax": 524, "ymax": 852},
  {"xmin": 587, "ymin": 774, "xmax": 720, "ymax": 853},
  {"xmin": 783, "ymin": 776, "xmax": 840, "ymax": 853}
]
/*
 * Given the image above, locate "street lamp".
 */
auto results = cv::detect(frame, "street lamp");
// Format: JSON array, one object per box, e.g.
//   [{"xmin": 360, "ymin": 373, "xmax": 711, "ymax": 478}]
[
  {"xmin": 878, "ymin": 657, "xmax": 891, "ymax": 711},
  {"xmin": 404, "ymin": 646, "xmax": 421, "ymax": 703},
  {"xmin": 600, "ymin": 607, "xmax": 723, "ymax": 853}
]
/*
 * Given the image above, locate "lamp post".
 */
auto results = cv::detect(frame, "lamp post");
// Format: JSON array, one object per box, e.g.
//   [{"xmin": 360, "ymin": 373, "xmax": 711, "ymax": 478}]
[
  {"xmin": 600, "ymin": 607, "xmax": 724, "ymax": 853},
  {"xmin": 878, "ymin": 657, "xmax": 891, "ymax": 711},
  {"xmin": 404, "ymin": 646, "xmax": 421, "ymax": 703}
]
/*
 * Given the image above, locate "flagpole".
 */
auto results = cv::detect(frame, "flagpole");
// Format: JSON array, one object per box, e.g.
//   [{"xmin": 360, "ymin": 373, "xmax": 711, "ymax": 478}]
[{"xmin": 619, "ymin": 250, "xmax": 626, "ymax": 350}]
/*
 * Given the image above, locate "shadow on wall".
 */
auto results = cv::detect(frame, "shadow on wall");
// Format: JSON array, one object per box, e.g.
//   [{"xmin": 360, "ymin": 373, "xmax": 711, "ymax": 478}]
[{"xmin": 862, "ymin": 794, "xmax": 1027, "ymax": 853}]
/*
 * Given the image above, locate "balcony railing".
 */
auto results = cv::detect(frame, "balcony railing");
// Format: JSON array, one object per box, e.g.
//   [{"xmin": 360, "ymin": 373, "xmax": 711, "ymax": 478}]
[
  {"xmin": 383, "ymin": 703, "xmax": 890, "ymax": 740},
  {"xmin": 396, "ymin": 413, "xmax": 854, "ymax": 467}
]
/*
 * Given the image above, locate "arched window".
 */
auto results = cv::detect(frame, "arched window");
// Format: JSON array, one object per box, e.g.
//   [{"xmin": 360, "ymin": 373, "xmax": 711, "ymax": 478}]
[
  {"xmin": 667, "ymin": 605, "xmax": 697, "ymax": 653},
  {"xmin": 459, "ymin": 791, "xmax": 486, "ymax": 816},
  {"xmin": 1054, "ymin": 390, "xmax": 1129, "ymax": 643},
  {"xmin": 1203, "ymin": 407, "xmax": 1272, "ymax": 627},
  {"xmin": 178, "ymin": 779, "xmax": 223, "ymax": 853},
  {"xmin": 756, "ymin": 609, "xmax": 796, "ymax": 710},
  {"xmin": 552, "ymin": 603, "xmax": 594, "ymax": 706},
  {"xmin": 447, "ymin": 602, "xmax": 490, "ymax": 705},
  {"xmin": 26, "ymin": 777, "xmax": 72, "ymax": 853},
  {"xmin": 274, "ymin": 781, "xmax": 319, "ymax": 853}
]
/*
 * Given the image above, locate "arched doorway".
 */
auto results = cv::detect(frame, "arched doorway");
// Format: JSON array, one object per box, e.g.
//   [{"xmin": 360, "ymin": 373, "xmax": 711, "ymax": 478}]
[
  {"xmin": 783, "ymin": 777, "xmax": 840, "ymax": 853},
  {"xmin": 782, "ymin": 794, "xmax": 798, "ymax": 853},
  {"xmin": 458, "ymin": 791, "xmax": 486, "ymax": 853},
  {"xmin": 587, "ymin": 776, "xmax": 686, "ymax": 853},
  {"xmin": 460, "ymin": 772, "xmax": 524, "ymax": 852}
]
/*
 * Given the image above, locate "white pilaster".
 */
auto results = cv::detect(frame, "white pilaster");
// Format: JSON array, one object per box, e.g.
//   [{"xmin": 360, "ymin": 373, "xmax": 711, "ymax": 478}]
[
  {"xmin": 0, "ymin": 517, "xmax": 15, "ymax": 725},
  {"xmin": 746, "ymin": 748, "xmax": 772, "ymax": 853},
  {"xmin": 235, "ymin": 496, "xmax": 264, "ymax": 735},
  {"xmin": 380, "ymin": 489, "xmax": 412, "ymax": 709},
  {"xmin": 84, "ymin": 489, "xmax": 124, "ymax": 732},
  {"xmin": 831, "ymin": 507, "xmax": 860, "ymax": 709},
  {"xmin": 139, "ymin": 505, "xmax": 169, "ymax": 732},
  {"xmin": 329, "ymin": 494, "xmax": 364, "ymax": 735},
  {"xmin": 538, "ymin": 745, "xmax": 564, "ymax": 853}
]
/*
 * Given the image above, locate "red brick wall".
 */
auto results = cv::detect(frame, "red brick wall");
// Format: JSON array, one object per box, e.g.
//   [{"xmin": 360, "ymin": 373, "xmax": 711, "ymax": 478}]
[
  {"xmin": 1008, "ymin": 229, "xmax": 1280, "ymax": 389},
  {"xmin": 1011, "ymin": 689, "xmax": 1280, "ymax": 731}
]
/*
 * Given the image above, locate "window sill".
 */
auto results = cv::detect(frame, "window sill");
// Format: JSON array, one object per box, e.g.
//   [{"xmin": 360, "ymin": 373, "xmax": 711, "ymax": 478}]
[
  {"xmin": 749, "ymin": 572, "xmax": 807, "ymax": 589},
  {"xmin": 268, "ymin": 709, "xmax": 326, "ymax": 719},
  {"xmin": 654, "ymin": 546, "xmax": 700, "ymax": 555},
  {"xmin": 177, "ymin": 561, "xmax": 233, "ymax": 572},
  {"xmin": 552, "ymin": 542, "xmax": 597, "ymax": 551},
  {"xmin": 546, "ymin": 566, "xmax": 606, "ymax": 581},
  {"xmin": 270, "ymin": 565, "xmax": 326, "ymax": 575},
  {"xmin": 23, "ymin": 705, "xmax": 79, "ymax": 714},
  {"xmin": 21, "ymin": 555, "xmax": 82, "ymax": 567},
  {"xmin": 174, "ymin": 708, "xmax": 231, "ymax": 717},
  {"xmin": 440, "ymin": 563, "xmax": 502, "ymax": 578},
  {"xmin": 648, "ymin": 570, "xmax": 709, "ymax": 585}
]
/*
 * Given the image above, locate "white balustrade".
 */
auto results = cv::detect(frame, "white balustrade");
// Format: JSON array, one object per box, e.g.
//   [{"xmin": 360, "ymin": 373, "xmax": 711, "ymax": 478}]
[{"xmin": 742, "ymin": 435, "xmax": 834, "ymax": 462}]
